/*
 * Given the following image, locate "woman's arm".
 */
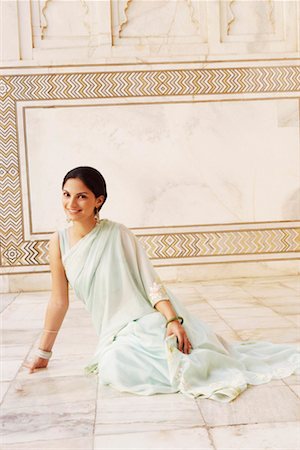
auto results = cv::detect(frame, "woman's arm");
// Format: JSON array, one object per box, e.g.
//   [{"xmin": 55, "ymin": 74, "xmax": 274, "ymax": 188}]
[
  {"xmin": 119, "ymin": 224, "xmax": 192, "ymax": 354},
  {"xmin": 153, "ymin": 299, "xmax": 178, "ymax": 322},
  {"xmin": 39, "ymin": 231, "xmax": 69, "ymax": 351},
  {"xmin": 24, "ymin": 232, "xmax": 69, "ymax": 372}
]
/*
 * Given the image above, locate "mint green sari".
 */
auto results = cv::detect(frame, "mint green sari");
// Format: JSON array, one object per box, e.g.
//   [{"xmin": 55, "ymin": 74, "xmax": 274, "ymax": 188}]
[{"xmin": 58, "ymin": 219, "xmax": 300, "ymax": 402}]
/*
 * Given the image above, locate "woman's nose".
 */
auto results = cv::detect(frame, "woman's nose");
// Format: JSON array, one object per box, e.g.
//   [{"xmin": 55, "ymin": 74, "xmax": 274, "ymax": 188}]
[{"xmin": 68, "ymin": 197, "xmax": 78, "ymax": 207}]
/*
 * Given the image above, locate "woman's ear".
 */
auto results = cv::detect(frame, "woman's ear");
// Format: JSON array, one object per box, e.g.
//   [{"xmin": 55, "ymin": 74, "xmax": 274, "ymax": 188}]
[{"xmin": 97, "ymin": 195, "xmax": 105, "ymax": 208}]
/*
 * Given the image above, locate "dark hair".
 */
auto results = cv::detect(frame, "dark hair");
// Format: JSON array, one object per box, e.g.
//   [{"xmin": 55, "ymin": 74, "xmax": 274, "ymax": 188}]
[{"xmin": 62, "ymin": 166, "xmax": 107, "ymax": 212}]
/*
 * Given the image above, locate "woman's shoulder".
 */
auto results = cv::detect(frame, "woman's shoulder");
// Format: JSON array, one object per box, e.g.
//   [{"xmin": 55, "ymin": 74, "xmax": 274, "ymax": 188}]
[
  {"xmin": 105, "ymin": 219, "xmax": 135, "ymax": 238},
  {"xmin": 109, "ymin": 220, "xmax": 132, "ymax": 232}
]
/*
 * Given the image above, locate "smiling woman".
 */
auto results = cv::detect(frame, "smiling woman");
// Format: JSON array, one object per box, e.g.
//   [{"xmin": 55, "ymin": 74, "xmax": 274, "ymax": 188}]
[{"xmin": 23, "ymin": 166, "xmax": 300, "ymax": 403}]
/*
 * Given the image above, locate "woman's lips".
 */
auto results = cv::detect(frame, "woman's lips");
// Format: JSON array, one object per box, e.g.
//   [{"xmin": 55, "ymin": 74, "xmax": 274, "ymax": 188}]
[{"xmin": 68, "ymin": 209, "xmax": 81, "ymax": 214}]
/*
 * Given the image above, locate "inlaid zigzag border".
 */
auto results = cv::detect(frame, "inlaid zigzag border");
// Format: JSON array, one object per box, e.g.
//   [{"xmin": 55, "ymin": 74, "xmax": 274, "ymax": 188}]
[
  {"xmin": 0, "ymin": 65, "xmax": 300, "ymax": 269},
  {"xmin": 140, "ymin": 228, "xmax": 300, "ymax": 260},
  {"xmin": 1, "ymin": 66, "xmax": 299, "ymax": 101}
]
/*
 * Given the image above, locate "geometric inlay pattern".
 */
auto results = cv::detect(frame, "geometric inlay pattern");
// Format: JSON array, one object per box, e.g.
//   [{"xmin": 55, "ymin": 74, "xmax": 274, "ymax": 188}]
[
  {"xmin": 0, "ymin": 65, "xmax": 300, "ymax": 269},
  {"xmin": 139, "ymin": 228, "xmax": 300, "ymax": 260}
]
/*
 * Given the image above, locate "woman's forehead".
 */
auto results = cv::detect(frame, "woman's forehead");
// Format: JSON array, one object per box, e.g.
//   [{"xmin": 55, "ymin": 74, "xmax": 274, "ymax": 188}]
[{"xmin": 63, "ymin": 178, "xmax": 91, "ymax": 192}]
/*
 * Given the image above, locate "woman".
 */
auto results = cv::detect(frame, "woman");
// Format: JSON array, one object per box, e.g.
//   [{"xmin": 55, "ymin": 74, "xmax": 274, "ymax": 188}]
[{"xmin": 24, "ymin": 166, "xmax": 300, "ymax": 402}]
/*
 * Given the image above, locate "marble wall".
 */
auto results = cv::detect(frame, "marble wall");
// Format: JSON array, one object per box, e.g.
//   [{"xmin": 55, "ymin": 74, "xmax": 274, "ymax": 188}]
[{"xmin": 1, "ymin": 1, "xmax": 299, "ymax": 292}]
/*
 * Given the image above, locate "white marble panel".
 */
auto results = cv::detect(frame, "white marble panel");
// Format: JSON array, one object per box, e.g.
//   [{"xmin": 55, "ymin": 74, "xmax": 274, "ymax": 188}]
[{"xmin": 23, "ymin": 99, "xmax": 299, "ymax": 232}]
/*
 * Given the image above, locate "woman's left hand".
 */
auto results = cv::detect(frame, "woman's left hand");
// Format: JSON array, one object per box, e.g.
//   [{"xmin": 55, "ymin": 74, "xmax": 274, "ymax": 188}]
[{"xmin": 166, "ymin": 320, "xmax": 193, "ymax": 354}]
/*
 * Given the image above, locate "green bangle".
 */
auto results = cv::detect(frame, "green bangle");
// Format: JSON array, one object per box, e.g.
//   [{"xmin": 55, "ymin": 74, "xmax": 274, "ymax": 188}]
[{"xmin": 165, "ymin": 316, "xmax": 184, "ymax": 327}]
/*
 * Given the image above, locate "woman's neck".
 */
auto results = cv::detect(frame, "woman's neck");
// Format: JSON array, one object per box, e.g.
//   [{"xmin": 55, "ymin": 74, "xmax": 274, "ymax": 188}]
[{"xmin": 71, "ymin": 219, "xmax": 98, "ymax": 237}]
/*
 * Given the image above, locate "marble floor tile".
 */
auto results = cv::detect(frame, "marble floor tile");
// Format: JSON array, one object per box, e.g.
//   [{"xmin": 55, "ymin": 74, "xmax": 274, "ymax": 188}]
[
  {"xmin": 1, "ymin": 359, "xmax": 22, "ymax": 382},
  {"xmin": 288, "ymin": 384, "xmax": 300, "ymax": 398},
  {"xmin": 1, "ymin": 343, "xmax": 32, "ymax": 359},
  {"xmin": 94, "ymin": 427, "xmax": 214, "ymax": 450},
  {"xmin": 202, "ymin": 319, "xmax": 234, "ymax": 333},
  {"xmin": 0, "ymin": 293, "xmax": 19, "ymax": 313},
  {"xmin": 214, "ymin": 329, "xmax": 241, "ymax": 342},
  {"xmin": 197, "ymin": 385, "xmax": 300, "ymax": 426},
  {"xmin": 12, "ymin": 291, "xmax": 50, "ymax": 304},
  {"xmin": 259, "ymin": 295, "xmax": 300, "ymax": 306},
  {"xmin": 0, "ymin": 382, "xmax": 10, "ymax": 403},
  {"xmin": 1, "ymin": 436, "xmax": 93, "ymax": 450},
  {"xmin": 1, "ymin": 329, "xmax": 41, "ymax": 346},
  {"xmin": 284, "ymin": 314, "xmax": 300, "ymax": 327},
  {"xmin": 2, "ymin": 374, "xmax": 97, "ymax": 408},
  {"xmin": 164, "ymin": 284, "xmax": 199, "ymax": 295},
  {"xmin": 210, "ymin": 421, "xmax": 299, "ymax": 450},
  {"xmin": 223, "ymin": 315, "xmax": 293, "ymax": 331},
  {"xmin": 236, "ymin": 327, "xmax": 300, "ymax": 343},
  {"xmin": 216, "ymin": 306, "xmax": 281, "ymax": 319},
  {"xmin": 95, "ymin": 392, "xmax": 204, "ymax": 434},
  {"xmin": 268, "ymin": 304, "xmax": 300, "ymax": 315},
  {"xmin": 0, "ymin": 400, "xmax": 95, "ymax": 444},
  {"xmin": 177, "ymin": 294, "xmax": 207, "ymax": 305},
  {"xmin": 283, "ymin": 373, "xmax": 300, "ymax": 385},
  {"xmin": 1, "ymin": 302, "xmax": 47, "ymax": 322},
  {"xmin": 197, "ymin": 288, "xmax": 251, "ymax": 301},
  {"xmin": 241, "ymin": 284, "xmax": 296, "ymax": 298},
  {"xmin": 279, "ymin": 279, "xmax": 300, "ymax": 291},
  {"xmin": 18, "ymin": 355, "xmax": 93, "ymax": 379},
  {"xmin": 207, "ymin": 297, "xmax": 261, "ymax": 309},
  {"xmin": 187, "ymin": 303, "xmax": 220, "ymax": 320}
]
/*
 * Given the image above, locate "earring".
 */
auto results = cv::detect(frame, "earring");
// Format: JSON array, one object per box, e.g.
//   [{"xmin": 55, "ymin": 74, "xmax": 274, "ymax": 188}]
[{"xmin": 94, "ymin": 208, "xmax": 100, "ymax": 224}]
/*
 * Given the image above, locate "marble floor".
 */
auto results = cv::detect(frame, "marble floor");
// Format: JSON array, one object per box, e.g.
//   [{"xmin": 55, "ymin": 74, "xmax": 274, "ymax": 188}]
[{"xmin": 1, "ymin": 275, "xmax": 300, "ymax": 450}]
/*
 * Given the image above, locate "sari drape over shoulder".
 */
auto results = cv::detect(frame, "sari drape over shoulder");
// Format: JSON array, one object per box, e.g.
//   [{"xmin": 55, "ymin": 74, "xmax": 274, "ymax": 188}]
[{"xmin": 58, "ymin": 219, "xmax": 300, "ymax": 402}]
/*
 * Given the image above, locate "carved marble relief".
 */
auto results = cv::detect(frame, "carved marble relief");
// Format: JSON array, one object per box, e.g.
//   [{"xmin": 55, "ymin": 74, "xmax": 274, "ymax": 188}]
[
  {"xmin": 218, "ymin": 0, "xmax": 297, "ymax": 54},
  {"xmin": 25, "ymin": 0, "xmax": 299, "ymax": 60},
  {"xmin": 32, "ymin": 0, "xmax": 100, "ymax": 48},
  {"xmin": 113, "ymin": 0, "xmax": 207, "ymax": 44},
  {"xmin": 225, "ymin": 0, "xmax": 276, "ymax": 37}
]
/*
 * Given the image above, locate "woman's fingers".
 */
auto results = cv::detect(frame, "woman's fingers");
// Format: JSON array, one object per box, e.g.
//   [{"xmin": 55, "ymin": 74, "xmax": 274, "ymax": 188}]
[{"xmin": 178, "ymin": 333, "xmax": 193, "ymax": 354}]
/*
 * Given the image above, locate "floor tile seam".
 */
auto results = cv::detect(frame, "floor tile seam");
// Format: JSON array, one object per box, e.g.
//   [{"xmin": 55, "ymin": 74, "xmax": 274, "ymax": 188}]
[
  {"xmin": 278, "ymin": 281, "xmax": 300, "ymax": 294},
  {"xmin": 92, "ymin": 419, "xmax": 300, "ymax": 435},
  {"xmin": 219, "ymin": 295, "xmax": 295, "ymax": 331},
  {"xmin": 204, "ymin": 419, "xmax": 300, "ymax": 429},
  {"xmin": 93, "ymin": 423, "xmax": 210, "ymax": 435},
  {"xmin": 284, "ymin": 382, "xmax": 300, "ymax": 400},
  {"xmin": 200, "ymin": 300, "xmax": 247, "ymax": 338},
  {"xmin": 0, "ymin": 293, "xmax": 21, "ymax": 314},
  {"xmin": 258, "ymin": 302, "xmax": 300, "ymax": 324},
  {"xmin": 194, "ymin": 397, "xmax": 218, "ymax": 450},
  {"xmin": 0, "ymin": 339, "xmax": 38, "ymax": 406}
]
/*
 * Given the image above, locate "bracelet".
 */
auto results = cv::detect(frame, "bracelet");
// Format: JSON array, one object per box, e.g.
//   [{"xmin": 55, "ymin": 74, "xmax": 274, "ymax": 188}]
[
  {"xmin": 36, "ymin": 348, "xmax": 53, "ymax": 360},
  {"xmin": 165, "ymin": 316, "xmax": 184, "ymax": 328},
  {"xmin": 43, "ymin": 329, "xmax": 59, "ymax": 334}
]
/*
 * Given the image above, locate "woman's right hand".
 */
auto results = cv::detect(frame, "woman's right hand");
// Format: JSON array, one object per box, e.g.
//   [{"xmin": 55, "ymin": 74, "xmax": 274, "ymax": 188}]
[{"xmin": 23, "ymin": 356, "xmax": 49, "ymax": 374}]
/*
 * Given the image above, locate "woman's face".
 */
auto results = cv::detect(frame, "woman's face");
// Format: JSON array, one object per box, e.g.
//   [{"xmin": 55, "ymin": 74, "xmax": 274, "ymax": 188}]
[{"xmin": 62, "ymin": 178, "xmax": 103, "ymax": 223}]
